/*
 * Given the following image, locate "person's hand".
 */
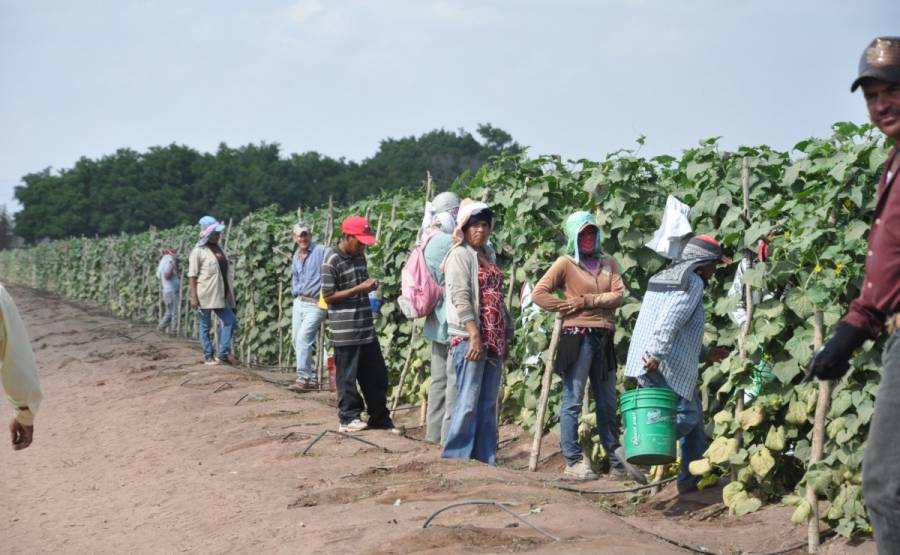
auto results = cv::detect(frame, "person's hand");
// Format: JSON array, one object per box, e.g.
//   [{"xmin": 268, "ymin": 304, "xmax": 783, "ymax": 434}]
[
  {"xmin": 465, "ymin": 333, "xmax": 485, "ymax": 361},
  {"xmin": 806, "ymin": 324, "xmax": 868, "ymax": 381},
  {"xmin": 559, "ymin": 296, "xmax": 586, "ymax": 316},
  {"xmin": 642, "ymin": 354, "xmax": 659, "ymax": 372},
  {"xmin": 356, "ymin": 278, "xmax": 378, "ymax": 295},
  {"xmin": 9, "ymin": 419, "xmax": 34, "ymax": 451},
  {"xmin": 705, "ymin": 347, "xmax": 731, "ymax": 364},
  {"xmin": 190, "ymin": 295, "xmax": 199, "ymax": 310}
]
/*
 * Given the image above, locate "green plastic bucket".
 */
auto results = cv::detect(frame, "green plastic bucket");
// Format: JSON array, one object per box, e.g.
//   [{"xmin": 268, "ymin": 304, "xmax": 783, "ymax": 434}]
[{"xmin": 619, "ymin": 387, "xmax": 678, "ymax": 465}]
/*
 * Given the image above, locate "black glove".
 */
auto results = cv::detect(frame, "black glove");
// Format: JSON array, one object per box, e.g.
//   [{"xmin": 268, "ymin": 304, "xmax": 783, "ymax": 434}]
[{"xmin": 806, "ymin": 323, "xmax": 868, "ymax": 381}]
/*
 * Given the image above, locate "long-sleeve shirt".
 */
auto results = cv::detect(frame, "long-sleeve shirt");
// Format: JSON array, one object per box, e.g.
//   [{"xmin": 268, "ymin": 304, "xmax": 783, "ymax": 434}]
[
  {"xmin": 624, "ymin": 272, "xmax": 707, "ymax": 402},
  {"xmin": 0, "ymin": 285, "xmax": 42, "ymax": 425},
  {"xmin": 291, "ymin": 243, "xmax": 328, "ymax": 299},
  {"xmin": 842, "ymin": 145, "xmax": 900, "ymax": 337},
  {"xmin": 422, "ymin": 232, "xmax": 454, "ymax": 344},
  {"xmin": 531, "ymin": 256, "xmax": 624, "ymax": 330}
]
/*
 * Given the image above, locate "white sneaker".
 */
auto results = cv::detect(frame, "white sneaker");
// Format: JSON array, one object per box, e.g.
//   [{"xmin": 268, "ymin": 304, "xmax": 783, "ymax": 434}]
[
  {"xmin": 564, "ymin": 460, "xmax": 598, "ymax": 481},
  {"xmin": 338, "ymin": 419, "xmax": 368, "ymax": 433}
]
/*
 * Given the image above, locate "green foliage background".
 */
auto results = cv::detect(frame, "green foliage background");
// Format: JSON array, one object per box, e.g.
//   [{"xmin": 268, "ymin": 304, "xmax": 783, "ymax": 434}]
[{"xmin": 1, "ymin": 122, "xmax": 891, "ymax": 536}]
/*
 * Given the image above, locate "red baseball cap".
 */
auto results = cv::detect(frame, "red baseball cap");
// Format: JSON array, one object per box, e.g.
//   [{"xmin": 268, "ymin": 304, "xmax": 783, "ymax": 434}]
[{"xmin": 341, "ymin": 215, "xmax": 377, "ymax": 245}]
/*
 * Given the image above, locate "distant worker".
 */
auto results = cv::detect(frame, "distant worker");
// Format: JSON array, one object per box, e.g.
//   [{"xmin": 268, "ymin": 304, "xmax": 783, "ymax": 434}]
[
  {"xmin": 531, "ymin": 211, "xmax": 643, "ymax": 482},
  {"xmin": 422, "ymin": 191, "xmax": 461, "ymax": 444},
  {"xmin": 157, "ymin": 247, "xmax": 180, "ymax": 335},
  {"xmin": 188, "ymin": 216, "xmax": 238, "ymax": 366},
  {"xmin": 0, "ymin": 284, "xmax": 42, "ymax": 451},
  {"xmin": 806, "ymin": 37, "xmax": 900, "ymax": 554},
  {"xmin": 442, "ymin": 200, "xmax": 510, "ymax": 465},
  {"xmin": 624, "ymin": 235, "xmax": 732, "ymax": 493},
  {"xmin": 288, "ymin": 222, "xmax": 328, "ymax": 392},
  {"xmin": 321, "ymin": 216, "xmax": 396, "ymax": 433}
]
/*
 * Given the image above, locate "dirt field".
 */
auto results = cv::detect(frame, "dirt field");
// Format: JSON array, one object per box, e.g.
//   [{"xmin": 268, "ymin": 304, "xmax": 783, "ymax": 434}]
[{"xmin": 1, "ymin": 286, "xmax": 877, "ymax": 554}]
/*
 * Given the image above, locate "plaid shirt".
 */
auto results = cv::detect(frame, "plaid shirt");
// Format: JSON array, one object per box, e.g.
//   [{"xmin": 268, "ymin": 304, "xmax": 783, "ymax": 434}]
[{"xmin": 625, "ymin": 272, "xmax": 708, "ymax": 401}]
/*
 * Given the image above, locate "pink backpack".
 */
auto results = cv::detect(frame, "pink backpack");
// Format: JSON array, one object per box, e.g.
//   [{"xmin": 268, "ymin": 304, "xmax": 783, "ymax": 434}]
[{"xmin": 397, "ymin": 229, "xmax": 444, "ymax": 319}]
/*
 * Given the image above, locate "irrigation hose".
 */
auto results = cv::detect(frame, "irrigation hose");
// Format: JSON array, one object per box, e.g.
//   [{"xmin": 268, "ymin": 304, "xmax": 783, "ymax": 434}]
[
  {"xmin": 421, "ymin": 499, "xmax": 559, "ymax": 542},
  {"xmin": 552, "ymin": 475, "xmax": 677, "ymax": 495}
]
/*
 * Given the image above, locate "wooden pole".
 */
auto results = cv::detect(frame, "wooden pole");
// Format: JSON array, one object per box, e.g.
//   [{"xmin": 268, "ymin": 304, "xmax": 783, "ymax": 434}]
[
  {"xmin": 529, "ymin": 316, "xmax": 563, "ymax": 472},
  {"xmin": 497, "ymin": 262, "xmax": 518, "ymax": 420},
  {"xmin": 391, "ymin": 322, "xmax": 419, "ymax": 410},
  {"xmin": 806, "ymin": 310, "xmax": 828, "ymax": 554},
  {"xmin": 426, "ymin": 171, "xmax": 434, "ymax": 201},
  {"xmin": 374, "ymin": 211, "xmax": 384, "ymax": 243},
  {"xmin": 732, "ymin": 157, "xmax": 754, "ymax": 490},
  {"xmin": 277, "ymin": 284, "xmax": 284, "ymax": 367}
]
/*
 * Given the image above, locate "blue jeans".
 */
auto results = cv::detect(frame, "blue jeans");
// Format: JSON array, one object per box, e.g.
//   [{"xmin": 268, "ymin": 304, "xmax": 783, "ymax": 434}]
[
  {"xmin": 637, "ymin": 371, "xmax": 706, "ymax": 487},
  {"xmin": 197, "ymin": 306, "xmax": 237, "ymax": 360},
  {"xmin": 292, "ymin": 299, "xmax": 326, "ymax": 382},
  {"xmin": 442, "ymin": 339, "xmax": 502, "ymax": 465},
  {"xmin": 863, "ymin": 330, "xmax": 900, "ymax": 555},
  {"xmin": 158, "ymin": 291, "xmax": 179, "ymax": 334},
  {"xmin": 560, "ymin": 334, "xmax": 622, "ymax": 468}
]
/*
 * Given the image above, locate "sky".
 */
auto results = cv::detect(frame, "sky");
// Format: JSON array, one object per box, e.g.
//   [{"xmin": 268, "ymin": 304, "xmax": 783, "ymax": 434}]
[{"xmin": 1, "ymin": 0, "xmax": 897, "ymax": 213}]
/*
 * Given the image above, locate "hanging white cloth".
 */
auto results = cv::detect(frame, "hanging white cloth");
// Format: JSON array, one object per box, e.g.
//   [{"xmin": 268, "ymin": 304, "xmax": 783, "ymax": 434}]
[{"xmin": 645, "ymin": 195, "xmax": 693, "ymax": 259}]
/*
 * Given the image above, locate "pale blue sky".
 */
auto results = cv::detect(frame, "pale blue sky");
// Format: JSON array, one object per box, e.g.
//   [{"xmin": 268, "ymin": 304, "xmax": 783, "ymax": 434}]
[{"xmin": 1, "ymin": 0, "xmax": 897, "ymax": 213}]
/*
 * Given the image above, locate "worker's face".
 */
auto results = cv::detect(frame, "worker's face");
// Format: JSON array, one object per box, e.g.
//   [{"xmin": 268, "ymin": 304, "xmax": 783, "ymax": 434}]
[
  {"xmin": 862, "ymin": 78, "xmax": 900, "ymax": 141},
  {"xmin": 578, "ymin": 226, "xmax": 598, "ymax": 255},
  {"xmin": 347, "ymin": 235, "xmax": 366, "ymax": 256},
  {"xmin": 464, "ymin": 220, "xmax": 491, "ymax": 248},
  {"xmin": 697, "ymin": 263, "xmax": 717, "ymax": 282},
  {"xmin": 294, "ymin": 232, "xmax": 310, "ymax": 251},
  {"xmin": 207, "ymin": 232, "xmax": 220, "ymax": 245}
]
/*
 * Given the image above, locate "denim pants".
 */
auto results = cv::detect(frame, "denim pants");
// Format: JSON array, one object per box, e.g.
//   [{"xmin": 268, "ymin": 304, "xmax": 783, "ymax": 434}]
[
  {"xmin": 442, "ymin": 340, "xmax": 502, "ymax": 465},
  {"xmin": 560, "ymin": 334, "xmax": 623, "ymax": 468},
  {"xmin": 158, "ymin": 291, "xmax": 179, "ymax": 333},
  {"xmin": 333, "ymin": 340, "xmax": 393, "ymax": 428},
  {"xmin": 637, "ymin": 371, "xmax": 706, "ymax": 487},
  {"xmin": 862, "ymin": 330, "xmax": 900, "ymax": 555},
  {"xmin": 292, "ymin": 298, "xmax": 326, "ymax": 382},
  {"xmin": 426, "ymin": 341, "xmax": 456, "ymax": 444},
  {"xmin": 197, "ymin": 306, "xmax": 237, "ymax": 360}
]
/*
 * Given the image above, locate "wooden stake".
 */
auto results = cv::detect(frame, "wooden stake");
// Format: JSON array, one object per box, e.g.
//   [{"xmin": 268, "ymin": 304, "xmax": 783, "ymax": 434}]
[
  {"xmin": 277, "ymin": 284, "xmax": 284, "ymax": 367},
  {"xmin": 391, "ymin": 322, "xmax": 419, "ymax": 410},
  {"xmin": 375, "ymin": 212, "xmax": 384, "ymax": 243},
  {"xmin": 806, "ymin": 310, "xmax": 828, "ymax": 554},
  {"xmin": 529, "ymin": 315, "xmax": 563, "ymax": 472},
  {"xmin": 426, "ymin": 171, "xmax": 434, "ymax": 201},
  {"xmin": 732, "ymin": 156, "xmax": 754, "ymax": 489}
]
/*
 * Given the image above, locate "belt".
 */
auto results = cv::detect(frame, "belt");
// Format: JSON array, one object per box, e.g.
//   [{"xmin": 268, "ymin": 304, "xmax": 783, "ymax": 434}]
[
  {"xmin": 296, "ymin": 295, "xmax": 318, "ymax": 304},
  {"xmin": 888, "ymin": 313, "xmax": 900, "ymax": 334}
]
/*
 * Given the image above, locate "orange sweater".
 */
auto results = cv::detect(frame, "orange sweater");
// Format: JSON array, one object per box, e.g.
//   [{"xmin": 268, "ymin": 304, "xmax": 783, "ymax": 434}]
[{"xmin": 531, "ymin": 256, "xmax": 624, "ymax": 329}]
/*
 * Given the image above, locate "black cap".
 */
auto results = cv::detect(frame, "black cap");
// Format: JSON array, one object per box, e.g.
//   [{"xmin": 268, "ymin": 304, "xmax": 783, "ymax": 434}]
[{"xmin": 851, "ymin": 37, "xmax": 900, "ymax": 92}]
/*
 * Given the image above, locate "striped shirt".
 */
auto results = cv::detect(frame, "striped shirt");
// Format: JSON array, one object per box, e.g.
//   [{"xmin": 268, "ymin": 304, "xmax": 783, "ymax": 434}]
[
  {"xmin": 320, "ymin": 248, "xmax": 375, "ymax": 347},
  {"xmin": 624, "ymin": 272, "xmax": 708, "ymax": 402}
]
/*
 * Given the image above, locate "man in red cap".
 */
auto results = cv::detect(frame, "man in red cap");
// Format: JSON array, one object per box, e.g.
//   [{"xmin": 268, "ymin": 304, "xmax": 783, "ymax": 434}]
[
  {"xmin": 807, "ymin": 37, "xmax": 900, "ymax": 552},
  {"xmin": 320, "ymin": 216, "xmax": 396, "ymax": 433}
]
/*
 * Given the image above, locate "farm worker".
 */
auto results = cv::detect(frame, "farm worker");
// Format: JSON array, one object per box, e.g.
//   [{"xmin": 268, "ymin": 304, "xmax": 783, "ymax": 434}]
[
  {"xmin": 442, "ymin": 200, "xmax": 511, "ymax": 465},
  {"xmin": 320, "ymin": 216, "xmax": 397, "ymax": 433},
  {"xmin": 188, "ymin": 216, "xmax": 238, "ymax": 366},
  {"xmin": 422, "ymin": 191, "xmax": 461, "ymax": 444},
  {"xmin": 157, "ymin": 247, "xmax": 180, "ymax": 335},
  {"xmin": 624, "ymin": 235, "xmax": 732, "ymax": 493},
  {"xmin": 807, "ymin": 36, "xmax": 900, "ymax": 553},
  {"xmin": 287, "ymin": 222, "xmax": 328, "ymax": 393},
  {"xmin": 531, "ymin": 211, "xmax": 643, "ymax": 482},
  {"xmin": 0, "ymin": 284, "xmax": 42, "ymax": 450}
]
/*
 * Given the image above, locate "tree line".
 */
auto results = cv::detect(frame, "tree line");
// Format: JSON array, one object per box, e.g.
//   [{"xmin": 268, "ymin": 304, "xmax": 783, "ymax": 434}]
[{"xmin": 12, "ymin": 124, "xmax": 519, "ymax": 242}]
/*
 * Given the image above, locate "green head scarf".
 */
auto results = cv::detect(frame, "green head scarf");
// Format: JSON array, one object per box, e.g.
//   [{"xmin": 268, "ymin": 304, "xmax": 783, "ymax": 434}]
[{"xmin": 564, "ymin": 211, "xmax": 601, "ymax": 264}]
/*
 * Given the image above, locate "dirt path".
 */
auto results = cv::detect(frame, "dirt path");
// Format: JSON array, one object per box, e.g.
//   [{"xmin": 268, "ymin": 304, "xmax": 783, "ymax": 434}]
[{"xmin": 1, "ymin": 286, "xmax": 875, "ymax": 554}]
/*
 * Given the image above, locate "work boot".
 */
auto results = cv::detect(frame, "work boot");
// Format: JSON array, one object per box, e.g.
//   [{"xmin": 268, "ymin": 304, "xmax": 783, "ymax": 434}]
[{"xmin": 564, "ymin": 460, "xmax": 598, "ymax": 481}]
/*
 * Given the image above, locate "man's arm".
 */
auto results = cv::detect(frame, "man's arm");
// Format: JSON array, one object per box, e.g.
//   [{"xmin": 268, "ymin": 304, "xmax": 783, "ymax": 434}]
[
  {"xmin": 0, "ymin": 289, "xmax": 42, "ymax": 450},
  {"xmin": 320, "ymin": 254, "xmax": 375, "ymax": 304}
]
